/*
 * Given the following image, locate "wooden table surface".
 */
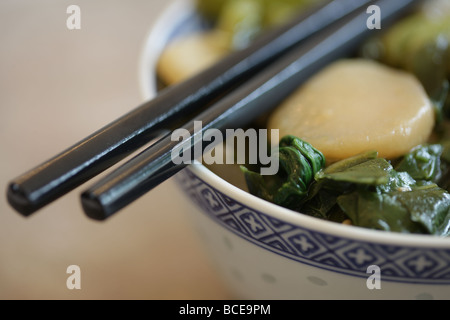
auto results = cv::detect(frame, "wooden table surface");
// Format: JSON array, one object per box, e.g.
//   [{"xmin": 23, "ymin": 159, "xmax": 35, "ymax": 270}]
[{"xmin": 0, "ymin": 0, "xmax": 233, "ymax": 300}]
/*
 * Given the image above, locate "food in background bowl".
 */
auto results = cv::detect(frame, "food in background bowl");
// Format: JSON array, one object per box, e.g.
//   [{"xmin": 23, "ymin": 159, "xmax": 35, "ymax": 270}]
[
  {"xmin": 157, "ymin": 0, "xmax": 319, "ymax": 84},
  {"xmin": 141, "ymin": 0, "xmax": 450, "ymax": 299}
]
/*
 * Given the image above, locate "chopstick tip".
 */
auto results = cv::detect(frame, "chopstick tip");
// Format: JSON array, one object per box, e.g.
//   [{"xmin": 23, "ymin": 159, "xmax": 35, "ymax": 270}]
[
  {"xmin": 80, "ymin": 191, "xmax": 111, "ymax": 221},
  {"xmin": 6, "ymin": 181, "xmax": 38, "ymax": 217}
]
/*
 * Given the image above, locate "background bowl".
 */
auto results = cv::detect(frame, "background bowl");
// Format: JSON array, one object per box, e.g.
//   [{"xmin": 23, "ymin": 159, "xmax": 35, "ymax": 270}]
[{"xmin": 140, "ymin": 0, "xmax": 450, "ymax": 300}]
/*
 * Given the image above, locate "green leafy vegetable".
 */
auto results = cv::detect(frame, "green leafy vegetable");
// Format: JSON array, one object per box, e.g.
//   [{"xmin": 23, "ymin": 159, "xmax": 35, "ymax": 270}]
[
  {"xmin": 394, "ymin": 143, "xmax": 450, "ymax": 192},
  {"xmin": 338, "ymin": 184, "xmax": 450, "ymax": 235},
  {"xmin": 241, "ymin": 135, "xmax": 325, "ymax": 210},
  {"xmin": 337, "ymin": 190, "xmax": 428, "ymax": 234},
  {"xmin": 243, "ymin": 136, "xmax": 450, "ymax": 236},
  {"xmin": 316, "ymin": 157, "xmax": 391, "ymax": 186},
  {"xmin": 395, "ymin": 144, "xmax": 444, "ymax": 181},
  {"xmin": 315, "ymin": 149, "xmax": 450, "ymax": 236}
]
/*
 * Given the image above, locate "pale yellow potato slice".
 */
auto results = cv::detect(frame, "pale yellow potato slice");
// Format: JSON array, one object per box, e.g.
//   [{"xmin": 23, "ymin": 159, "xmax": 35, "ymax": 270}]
[
  {"xmin": 268, "ymin": 59, "xmax": 435, "ymax": 162},
  {"xmin": 157, "ymin": 30, "xmax": 230, "ymax": 85}
]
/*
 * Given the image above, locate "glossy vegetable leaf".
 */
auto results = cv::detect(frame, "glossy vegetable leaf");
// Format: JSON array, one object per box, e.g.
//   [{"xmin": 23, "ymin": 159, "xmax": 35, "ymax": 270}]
[
  {"xmin": 338, "ymin": 184, "xmax": 450, "ymax": 236},
  {"xmin": 241, "ymin": 135, "xmax": 325, "ymax": 210},
  {"xmin": 376, "ymin": 170, "xmax": 416, "ymax": 194},
  {"xmin": 279, "ymin": 135, "xmax": 325, "ymax": 174},
  {"xmin": 311, "ymin": 151, "xmax": 381, "ymax": 195},
  {"xmin": 394, "ymin": 143, "xmax": 450, "ymax": 192},
  {"xmin": 314, "ymin": 150, "xmax": 450, "ymax": 235},
  {"xmin": 299, "ymin": 188, "xmax": 346, "ymax": 222},
  {"xmin": 316, "ymin": 157, "xmax": 391, "ymax": 186},
  {"xmin": 292, "ymin": 151, "xmax": 393, "ymax": 221},
  {"xmin": 337, "ymin": 190, "xmax": 427, "ymax": 234},
  {"xmin": 398, "ymin": 184, "xmax": 450, "ymax": 236},
  {"xmin": 395, "ymin": 144, "xmax": 444, "ymax": 181},
  {"xmin": 317, "ymin": 150, "xmax": 378, "ymax": 174}
]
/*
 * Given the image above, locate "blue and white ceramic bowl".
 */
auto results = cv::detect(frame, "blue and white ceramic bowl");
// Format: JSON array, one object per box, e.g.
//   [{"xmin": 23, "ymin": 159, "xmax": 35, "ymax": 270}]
[{"xmin": 140, "ymin": 0, "xmax": 450, "ymax": 300}]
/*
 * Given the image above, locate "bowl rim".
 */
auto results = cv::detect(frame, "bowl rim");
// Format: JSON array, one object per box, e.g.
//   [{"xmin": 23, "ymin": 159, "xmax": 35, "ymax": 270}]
[{"xmin": 138, "ymin": 0, "xmax": 450, "ymax": 248}]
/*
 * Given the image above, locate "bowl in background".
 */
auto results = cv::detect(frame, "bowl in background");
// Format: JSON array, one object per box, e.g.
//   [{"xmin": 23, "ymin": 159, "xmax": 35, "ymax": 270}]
[{"xmin": 139, "ymin": 0, "xmax": 450, "ymax": 300}]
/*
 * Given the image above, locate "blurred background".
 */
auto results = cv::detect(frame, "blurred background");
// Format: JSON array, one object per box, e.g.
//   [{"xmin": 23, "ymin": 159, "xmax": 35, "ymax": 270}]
[{"xmin": 0, "ymin": 0, "xmax": 232, "ymax": 299}]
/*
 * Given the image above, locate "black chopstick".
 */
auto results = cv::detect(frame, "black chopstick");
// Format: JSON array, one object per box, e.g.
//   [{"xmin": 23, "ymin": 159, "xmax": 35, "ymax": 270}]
[
  {"xmin": 7, "ymin": 0, "xmax": 377, "ymax": 217},
  {"xmin": 81, "ymin": 0, "xmax": 420, "ymax": 220}
]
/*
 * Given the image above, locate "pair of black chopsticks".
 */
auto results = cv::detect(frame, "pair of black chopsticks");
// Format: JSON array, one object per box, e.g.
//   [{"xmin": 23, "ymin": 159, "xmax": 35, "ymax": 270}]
[{"xmin": 7, "ymin": 0, "xmax": 420, "ymax": 220}]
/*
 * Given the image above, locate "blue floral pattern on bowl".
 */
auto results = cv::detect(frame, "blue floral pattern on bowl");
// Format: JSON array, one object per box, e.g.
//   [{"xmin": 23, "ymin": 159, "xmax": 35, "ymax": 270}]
[{"xmin": 177, "ymin": 168, "xmax": 450, "ymax": 285}]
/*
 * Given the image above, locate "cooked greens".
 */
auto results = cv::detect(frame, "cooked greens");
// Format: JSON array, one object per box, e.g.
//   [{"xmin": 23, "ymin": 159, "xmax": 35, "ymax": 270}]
[
  {"xmin": 241, "ymin": 135, "xmax": 325, "ymax": 210},
  {"xmin": 395, "ymin": 144, "xmax": 447, "ymax": 182},
  {"xmin": 337, "ymin": 185, "xmax": 450, "ymax": 235},
  {"xmin": 242, "ymin": 137, "xmax": 450, "ymax": 236}
]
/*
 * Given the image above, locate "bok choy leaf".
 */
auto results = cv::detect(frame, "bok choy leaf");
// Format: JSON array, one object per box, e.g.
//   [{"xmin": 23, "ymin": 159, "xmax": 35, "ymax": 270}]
[{"xmin": 242, "ymin": 136, "xmax": 450, "ymax": 236}]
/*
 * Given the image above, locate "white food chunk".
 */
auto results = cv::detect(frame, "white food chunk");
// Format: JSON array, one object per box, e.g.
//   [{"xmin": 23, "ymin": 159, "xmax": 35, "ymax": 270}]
[
  {"xmin": 268, "ymin": 59, "xmax": 435, "ymax": 162},
  {"xmin": 157, "ymin": 31, "xmax": 229, "ymax": 85}
]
